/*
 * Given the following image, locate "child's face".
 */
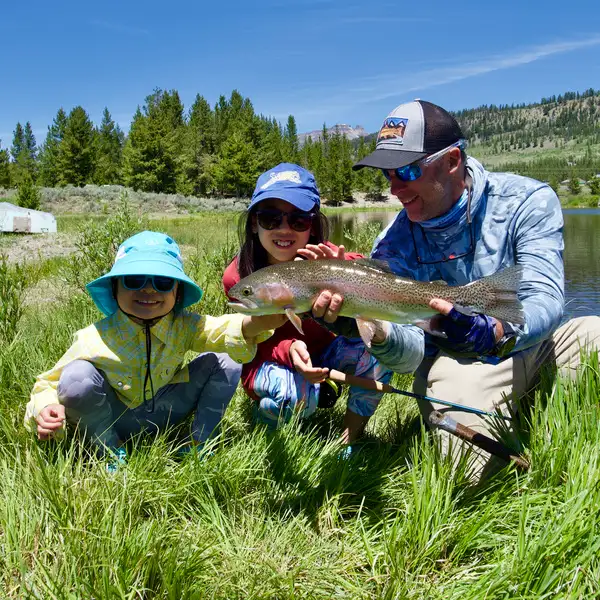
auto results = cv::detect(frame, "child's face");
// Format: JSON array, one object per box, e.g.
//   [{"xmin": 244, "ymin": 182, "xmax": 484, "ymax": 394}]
[
  {"xmin": 115, "ymin": 277, "xmax": 178, "ymax": 321},
  {"xmin": 253, "ymin": 199, "xmax": 313, "ymax": 264}
]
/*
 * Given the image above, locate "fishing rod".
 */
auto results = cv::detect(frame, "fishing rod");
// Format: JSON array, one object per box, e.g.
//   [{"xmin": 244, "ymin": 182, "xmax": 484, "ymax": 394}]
[
  {"xmin": 327, "ymin": 369, "xmax": 528, "ymax": 470},
  {"xmin": 327, "ymin": 369, "xmax": 513, "ymax": 422},
  {"xmin": 428, "ymin": 411, "xmax": 529, "ymax": 471}
]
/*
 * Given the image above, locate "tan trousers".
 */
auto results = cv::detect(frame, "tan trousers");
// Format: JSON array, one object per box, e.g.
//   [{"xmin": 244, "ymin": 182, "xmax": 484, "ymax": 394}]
[{"xmin": 413, "ymin": 316, "xmax": 600, "ymax": 480}]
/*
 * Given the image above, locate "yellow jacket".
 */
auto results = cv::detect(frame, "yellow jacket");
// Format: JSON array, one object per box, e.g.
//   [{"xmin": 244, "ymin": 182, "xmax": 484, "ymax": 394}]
[{"xmin": 25, "ymin": 309, "xmax": 271, "ymax": 429}]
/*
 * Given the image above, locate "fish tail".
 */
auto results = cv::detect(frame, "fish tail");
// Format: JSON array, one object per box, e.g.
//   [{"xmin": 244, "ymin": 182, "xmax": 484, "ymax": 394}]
[{"xmin": 458, "ymin": 265, "xmax": 525, "ymax": 325}]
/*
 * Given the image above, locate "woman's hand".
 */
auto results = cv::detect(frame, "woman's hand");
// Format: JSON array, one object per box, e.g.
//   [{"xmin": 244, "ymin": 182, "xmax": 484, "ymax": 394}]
[
  {"xmin": 289, "ymin": 340, "xmax": 329, "ymax": 384},
  {"xmin": 36, "ymin": 403, "xmax": 66, "ymax": 440},
  {"xmin": 296, "ymin": 243, "xmax": 346, "ymax": 261},
  {"xmin": 242, "ymin": 314, "xmax": 288, "ymax": 340}
]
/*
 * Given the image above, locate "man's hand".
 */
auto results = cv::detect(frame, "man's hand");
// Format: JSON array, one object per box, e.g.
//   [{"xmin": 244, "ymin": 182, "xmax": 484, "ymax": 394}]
[
  {"xmin": 242, "ymin": 314, "xmax": 288, "ymax": 340},
  {"xmin": 36, "ymin": 403, "xmax": 66, "ymax": 440},
  {"xmin": 297, "ymin": 243, "xmax": 346, "ymax": 261},
  {"xmin": 289, "ymin": 340, "xmax": 330, "ymax": 384},
  {"xmin": 429, "ymin": 298, "xmax": 503, "ymax": 354}
]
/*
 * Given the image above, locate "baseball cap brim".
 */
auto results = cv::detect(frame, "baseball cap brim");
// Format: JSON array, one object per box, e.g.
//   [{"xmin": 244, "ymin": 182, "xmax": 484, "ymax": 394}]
[
  {"xmin": 249, "ymin": 188, "xmax": 318, "ymax": 212},
  {"xmin": 352, "ymin": 149, "xmax": 427, "ymax": 171}
]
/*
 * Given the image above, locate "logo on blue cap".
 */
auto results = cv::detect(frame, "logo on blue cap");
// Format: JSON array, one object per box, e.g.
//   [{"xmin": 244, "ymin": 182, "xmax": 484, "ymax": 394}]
[{"xmin": 249, "ymin": 163, "xmax": 320, "ymax": 213}]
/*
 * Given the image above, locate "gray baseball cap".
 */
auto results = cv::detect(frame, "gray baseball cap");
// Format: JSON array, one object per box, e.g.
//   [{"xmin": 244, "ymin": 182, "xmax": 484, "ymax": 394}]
[{"xmin": 353, "ymin": 100, "xmax": 465, "ymax": 170}]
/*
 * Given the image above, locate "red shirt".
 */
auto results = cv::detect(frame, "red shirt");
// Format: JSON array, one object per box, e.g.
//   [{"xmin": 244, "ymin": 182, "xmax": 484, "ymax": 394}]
[{"xmin": 222, "ymin": 242, "xmax": 363, "ymax": 398}]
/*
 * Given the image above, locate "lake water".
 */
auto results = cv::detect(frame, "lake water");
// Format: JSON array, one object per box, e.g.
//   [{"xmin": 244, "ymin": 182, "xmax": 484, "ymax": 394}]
[{"xmin": 328, "ymin": 208, "xmax": 600, "ymax": 320}]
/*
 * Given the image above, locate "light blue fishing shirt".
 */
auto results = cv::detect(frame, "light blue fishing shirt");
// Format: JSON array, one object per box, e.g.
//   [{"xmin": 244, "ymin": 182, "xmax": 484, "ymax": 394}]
[{"xmin": 369, "ymin": 157, "xmax": 565, "ymax": 373}]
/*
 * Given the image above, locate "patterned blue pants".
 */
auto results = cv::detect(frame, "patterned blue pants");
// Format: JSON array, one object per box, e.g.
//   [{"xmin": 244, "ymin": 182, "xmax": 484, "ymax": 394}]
[
  {"xmin": 252, "ymin": 337, "xmax": 392, "ymax": 426},
  {"xmin": 57, "ymin": 353, "xmax": 241, "ymax": 453}
]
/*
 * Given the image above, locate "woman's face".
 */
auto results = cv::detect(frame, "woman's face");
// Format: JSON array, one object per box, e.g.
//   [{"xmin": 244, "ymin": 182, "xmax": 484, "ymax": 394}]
[
  {"xmin": 253, "ymin": 198, "xmax": 314, "ymax": 264},
  {"xmin": 116, "ymin": 277, "xmax": 178, "ymax": 321}
]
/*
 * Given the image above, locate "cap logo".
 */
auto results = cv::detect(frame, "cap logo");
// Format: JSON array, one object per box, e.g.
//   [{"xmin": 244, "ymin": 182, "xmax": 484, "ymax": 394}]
[
  {"xmin": 377, "ymin": 117, "xmax": 408, "ymax": 145},
  {"xmin": 260, "ymin": 170, "xmax": 301, "ymax": 190}
]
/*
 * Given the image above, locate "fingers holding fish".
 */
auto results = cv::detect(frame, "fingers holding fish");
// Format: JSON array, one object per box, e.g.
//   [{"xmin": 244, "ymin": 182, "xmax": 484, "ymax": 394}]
[
  {"xmin": 296, "ymin": 243, "xmax": 346, "ymax": 261},
  {"xmin": 312, "ymin": 290, "xmax": 344, "ymax": 323}
]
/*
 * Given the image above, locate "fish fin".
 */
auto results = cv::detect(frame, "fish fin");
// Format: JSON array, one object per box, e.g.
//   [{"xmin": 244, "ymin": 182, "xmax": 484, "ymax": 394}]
[
  {"xmin": 430, "ymin": 280, "xmax": 448, "ymax": 286},
  {"xmin": 354, "ymin": 257, "xmax": 396, "ymax": 275},
  {"xmin": 284, "ymin": 308, "xmax": 304, "ymax": 334},
  {"xmin": 356, "ymin": 318, "xmax": 377, "ymax": 349},
  {"xmin": 461, "ymin": 265, "xmax": 525, "ymax": 325},
  {"xmin": 415, "ymin": 317, "xmax": 448, "ymax": 338}
]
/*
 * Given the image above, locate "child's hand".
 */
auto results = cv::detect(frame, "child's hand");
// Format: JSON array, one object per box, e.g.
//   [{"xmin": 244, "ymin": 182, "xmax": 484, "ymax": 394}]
[
  {"xmin": 289, "ymin": 340, "xmax": 330, "ymax": 384},
  {"xmin": 242, "ymin": 314, "xmax": 288, "ymax": 339},
  {"xmin": 296, "ymin": 243, "xmax": 346, "ymax": 261},
  {"xmin": 36, "ymin": 403, "xmax": 66, "ymax": 440}
]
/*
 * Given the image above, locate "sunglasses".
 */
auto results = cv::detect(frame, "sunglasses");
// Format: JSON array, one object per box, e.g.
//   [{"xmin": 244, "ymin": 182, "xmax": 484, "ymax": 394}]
[
  {"xmin": 382, "ymin": 140, "xmax": 466, "ymax": 182},
  {"xmin": 121, "ymin": 275, "xmax": 176, "ymax": 293},
  {"xmin": 255, "ymin": 208, "xmax": 316, "ymax": 232}
]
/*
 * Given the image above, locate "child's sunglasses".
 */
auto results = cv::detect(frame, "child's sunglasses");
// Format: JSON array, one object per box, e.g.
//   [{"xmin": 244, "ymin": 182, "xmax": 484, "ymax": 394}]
[
  {"xmin": 255, "ymin": 208, "xmax": 316, "ymax": 232},
  {"xmin": 121, "ymin": 275, "xmax": 176, "ymax": 293},
  {"xmin": 381, "ymin": 140, "xmax": 466, "ymax": 182}
]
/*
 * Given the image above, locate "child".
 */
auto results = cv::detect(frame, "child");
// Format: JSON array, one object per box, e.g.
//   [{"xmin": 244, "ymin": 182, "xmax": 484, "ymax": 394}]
[
  {"xmin": 223, "ymin": 163, "xmax": 392, "ymax": 444},
  {"xmin": 25, "ymin": 231, "xmax": 283, "ymax": 464}
]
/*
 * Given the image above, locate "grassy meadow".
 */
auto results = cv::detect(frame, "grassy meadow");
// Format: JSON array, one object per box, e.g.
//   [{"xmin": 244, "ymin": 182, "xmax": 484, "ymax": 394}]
[{"xmin": 1, "ymin": 203, "xmax": 600, "ymax": 598}]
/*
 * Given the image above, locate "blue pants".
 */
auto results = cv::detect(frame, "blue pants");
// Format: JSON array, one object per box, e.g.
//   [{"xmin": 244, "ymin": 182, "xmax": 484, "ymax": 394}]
[
  {"xmin": 253, "ymin": 337, "xmax": 393, "ymax": 426},
  {"xmin": 57, "ymin": 353, "xmax": 242, "ymax": 453}
]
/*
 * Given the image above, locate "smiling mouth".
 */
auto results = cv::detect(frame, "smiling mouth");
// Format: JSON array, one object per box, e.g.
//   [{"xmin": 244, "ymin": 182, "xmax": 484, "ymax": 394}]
[
  {"xmin": 273, "ymin": 240, "xmax": 294, "ymax": 248},
  {"xmin": 135, "ymin": 299, "xmax": 161, "ymax": 305}
]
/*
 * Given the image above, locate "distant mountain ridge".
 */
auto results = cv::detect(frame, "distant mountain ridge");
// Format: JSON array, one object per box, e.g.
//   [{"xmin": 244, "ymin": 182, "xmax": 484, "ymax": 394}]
[
  {"xmin": 300, "ymin": 88, "xmax": 600, "ymax": 156},
  {"xmin": 298, "ymin": 124, "xmax": 368, "ymax": 145}
]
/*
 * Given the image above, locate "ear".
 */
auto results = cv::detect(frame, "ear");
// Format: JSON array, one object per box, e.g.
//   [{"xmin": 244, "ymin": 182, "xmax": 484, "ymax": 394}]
[{"xmin": 447, "ymin": 147, "xmax": 462, "ymax": 175}]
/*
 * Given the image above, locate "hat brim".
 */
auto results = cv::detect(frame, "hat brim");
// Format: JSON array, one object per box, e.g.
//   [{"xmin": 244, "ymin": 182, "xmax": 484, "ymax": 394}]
[
  {"xmin": 86, "ymin": 256, "xmax": 203, "ymax": 317},
  {"xmin": 352, "ymin": 149, "xmax": 427, "ymax": 171},
  {"xmin": 249, "ymin": 188, "xmax": 318, "ymax": 212}
]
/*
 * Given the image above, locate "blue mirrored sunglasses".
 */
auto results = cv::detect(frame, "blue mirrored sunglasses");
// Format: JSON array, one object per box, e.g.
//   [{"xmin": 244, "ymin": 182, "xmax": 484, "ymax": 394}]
[
  {"xmin": 121, "ymin": 275, "xmax": 176, "ymax": 293},
  {"xmin": 381, "ymin": 140, "xmax": 466, "ymax": 182}
]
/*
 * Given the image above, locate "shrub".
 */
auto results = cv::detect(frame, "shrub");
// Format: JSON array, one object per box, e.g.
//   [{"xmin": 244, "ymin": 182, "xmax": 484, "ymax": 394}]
[
  {"xmin": 0, "ymin": 254, "xmax": 26, "ymax": 343},
  {"xmin": 15, "ymin": 173, "xmax": 41, "ymax": 210},
  {"xmin": 61, "ymin": 192, "xmax": 146, "ymax": 292}
]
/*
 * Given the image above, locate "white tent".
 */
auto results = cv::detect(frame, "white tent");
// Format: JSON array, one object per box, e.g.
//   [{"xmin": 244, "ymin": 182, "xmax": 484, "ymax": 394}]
[{"xmin": 0, "ymin": 202, "xmax": 57, "ymax": 233}]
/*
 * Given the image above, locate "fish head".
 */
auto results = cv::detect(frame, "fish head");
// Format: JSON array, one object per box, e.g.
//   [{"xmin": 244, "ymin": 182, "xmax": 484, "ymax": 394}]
[{"xmin": 228, "ymin": 277, "xmax": 310, "ymax": 316}]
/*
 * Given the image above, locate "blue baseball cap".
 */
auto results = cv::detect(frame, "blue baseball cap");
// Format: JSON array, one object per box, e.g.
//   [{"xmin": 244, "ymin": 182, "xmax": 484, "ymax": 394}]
[
  {"xmin": 86, "ymin": 231, "xmax": 203, "ymax": 316},
  {"xmin": 248, "ymin": 163, "xmax": 320, "ymax": 212}
]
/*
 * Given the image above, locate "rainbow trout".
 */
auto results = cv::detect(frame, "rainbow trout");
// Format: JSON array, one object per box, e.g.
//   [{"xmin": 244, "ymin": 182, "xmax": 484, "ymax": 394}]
[{"xmin": 228, "ymin": 259, "xmax": 524, "ymax": 345}]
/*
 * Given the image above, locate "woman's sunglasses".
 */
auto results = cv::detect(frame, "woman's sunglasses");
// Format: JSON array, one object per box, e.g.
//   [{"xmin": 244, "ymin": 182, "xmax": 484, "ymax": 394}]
[
  {"xmin": 121, "ymin": 275, "xmax": 176, "ymax": 293},
  {"xmin": 255, "ymin": 208, "xmax": 316, "ymax": 232},
  {"xmin": 381, "ymin": 140, "xmax": 466, "ymax": 182}
]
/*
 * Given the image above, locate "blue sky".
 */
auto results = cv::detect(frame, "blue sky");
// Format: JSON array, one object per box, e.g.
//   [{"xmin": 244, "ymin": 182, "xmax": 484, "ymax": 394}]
[{"xmin": 1, "ymin": 0, "xmax": 599, "ymax": 147}]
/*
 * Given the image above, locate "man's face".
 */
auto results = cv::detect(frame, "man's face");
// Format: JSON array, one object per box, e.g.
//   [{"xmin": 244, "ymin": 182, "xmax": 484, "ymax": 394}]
[{"xmin": 385, "ymin": 151, "xmax": 459, "ymax": 222}]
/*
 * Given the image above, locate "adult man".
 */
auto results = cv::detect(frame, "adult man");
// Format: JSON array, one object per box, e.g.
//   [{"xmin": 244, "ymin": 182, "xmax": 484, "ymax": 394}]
[{"xmin": 314, "ymin": 99, "xmax": 600, "ymax": 478}]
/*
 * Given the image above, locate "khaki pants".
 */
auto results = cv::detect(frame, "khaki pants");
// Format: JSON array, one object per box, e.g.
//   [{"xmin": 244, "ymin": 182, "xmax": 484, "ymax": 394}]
[{"xmin": 414, "ymin": 316, "xmax": 600, "ymax": 480}]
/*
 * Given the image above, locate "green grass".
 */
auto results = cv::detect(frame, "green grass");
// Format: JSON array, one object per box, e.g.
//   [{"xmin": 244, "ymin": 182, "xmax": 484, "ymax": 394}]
[{"xmin": 1, "ymin": 214, "xmax": 600, "ymax": 598}]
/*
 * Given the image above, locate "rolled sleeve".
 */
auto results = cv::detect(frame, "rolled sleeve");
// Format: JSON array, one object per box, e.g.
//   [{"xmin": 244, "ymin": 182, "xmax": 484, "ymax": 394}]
[
  {"xmin": 190, "ymin": 313, "xmax": 274, "ymax": 364},
  {"xmin": 369, "ymin": 323, "xmax": 425, "ymax": 373}
]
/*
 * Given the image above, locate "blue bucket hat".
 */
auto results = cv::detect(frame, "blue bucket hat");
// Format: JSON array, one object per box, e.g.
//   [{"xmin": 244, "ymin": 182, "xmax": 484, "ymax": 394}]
[
  {"xmin": 86, "ymin": 231, "xmax": 203, "ymax": 316},
  {"xmin": 249, "ymin": 163, "xmax": 320, "ymax": 212}
]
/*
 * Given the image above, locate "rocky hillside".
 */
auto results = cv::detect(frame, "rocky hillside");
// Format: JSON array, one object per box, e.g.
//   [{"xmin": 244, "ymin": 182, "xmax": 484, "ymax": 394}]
[{"xmin": 298, "ymin": 124, "xmax": 368, "ymax": 145}]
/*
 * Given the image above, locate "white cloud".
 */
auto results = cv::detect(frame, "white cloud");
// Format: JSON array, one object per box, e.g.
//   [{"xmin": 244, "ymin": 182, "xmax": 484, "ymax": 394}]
[{"xmin": 283, "ymin": 35, "xmax": 600, "ymax": 123}]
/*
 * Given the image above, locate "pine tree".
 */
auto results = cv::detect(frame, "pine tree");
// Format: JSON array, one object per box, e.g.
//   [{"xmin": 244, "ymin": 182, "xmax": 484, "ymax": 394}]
[
  {"xmin": 282, "ymin": 115, "xmax": 299, "ymax": 163},
  {"xmin": 212, "ymin": 132, "xmax": 260, "ymax": 197},
  {"xmin": 38, "ymin": 108, "xmax": 68, "ymax": 187},
  {"xmin": 123, "ymin": 89, "xmax": 184, "ymax": 193},
  {"xmin": 57, "ymin": 106, "xmax": 96, "ymax": 186},
  {"xmin": 177, "ymin": 94, "xmax": 215, "ymax": 196},
  {"xmin": 16, "ymin": 172, "xmax": 41, "ymax": 210},
  {"xmin": 589, "ymin": 175, "xmax": 600, "ymax": 196},
  {"xmin": 94, "ymin": 108, "xmax": 124, "ymax": 185},
  {"xmin": 0, "ymin": 142, "xmax": 10, "ymax": 188},
  {"xmin": 567, "ymin": 174, "xmax": 581, "ymax": 195},
  {"xmin": 10, "ymin": 123, "xmax": 24, "ymax": 162}
]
